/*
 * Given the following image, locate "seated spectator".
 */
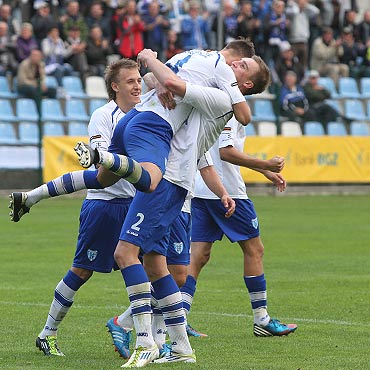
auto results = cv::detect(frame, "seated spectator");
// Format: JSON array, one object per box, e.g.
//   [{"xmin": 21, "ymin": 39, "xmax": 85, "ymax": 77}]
[
  {"xmin": 15, "ymin": 23, "xmax": 39, "ymax": 63},
  {"xmin": 86, "ymin": 25, "xmax": 112, "ymax": 77},
  {"xmin": 31, "ymin": 1, "xmax": 55, "ymax": 46},
  {"xmin": 280, "ymin": 71, "xmax": 316, "ymax": 125},
  {"xmin": 303, "ymin": 70, "xmax": 344, "ymax": 126},
  {"xmin": 17, "ymin": 49, "xmax": 57, "ymax": 107},
  {"xmin": 142, "ymin": 0, "xmax": 170, "ymax": 61},
  {"xmin": 0, "ymin": 20, "xmax": 18, "ymax": 76},
  {"xmin": 310, "ymin": 26, "xmax": 349, "ymax": 86},
  {"xmin": 41, "ymin": 26, "xmax": 74, "ymax": 86},
  {"xmin": 0, "ymin": 4, "xmax": 20, "ymax": 39},
  {"xmin": 60, "ymin": 1, "xmax": 88, "ymax": 42},
  {"xmin": 165, "ymin": 29, "xmax": 183, "ymax": 60},
  {"xmin": 274, "ymin": 41, "xmax": 304, "ymax": 85},
  {"xmin": 64, "ymin": 25, "xmax": 89, "ymax": 83},
  {"xmin": 359, "ymin": 37, "xmax": 370, "ymax": 78},
  {"xmin": 181, "ymin": 0, "xmax": 209, "ymax": 50},
  {"xmin": 86, "ymin": 1, "xmax": 112, "ymax": 41}
]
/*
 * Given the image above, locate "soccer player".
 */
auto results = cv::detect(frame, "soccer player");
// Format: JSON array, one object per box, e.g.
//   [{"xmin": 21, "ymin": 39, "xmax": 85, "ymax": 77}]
[
  {"xmin": 181, "ymin": 116, "xmax": 298, "ymax": 338},
  {"xmin": 34, "ymin": 58, "xmax": 141, "ymax": 357}
]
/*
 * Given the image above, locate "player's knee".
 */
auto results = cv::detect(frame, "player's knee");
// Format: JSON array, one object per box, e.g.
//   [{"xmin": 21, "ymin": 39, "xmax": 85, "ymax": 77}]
[{"xmin": 71, "ymin": 267, "xmax": 93, "ymax": 281}]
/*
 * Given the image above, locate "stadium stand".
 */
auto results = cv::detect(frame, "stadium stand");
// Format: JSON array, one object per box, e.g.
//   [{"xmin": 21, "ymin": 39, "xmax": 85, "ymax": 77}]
[
  {"xmin": 252, "ymin": 99, "xmax": 276, "ymax": 122},
  {"xmin": 43, "ymin": 121, "xmax": 65, "ymax": 136},
  {"xmin": 89, "ymin": 98, "xmax": 106, "ymax": 115},
  {"xmin": 360, "ymin": 78, "xmax": 370, "ymax": 98},
  {"xmin": 18, "ymin": 122, "xmax": 40, "ymax": 145},
  {"xmin": 327, "ymin": 121, "xmax": 347, "ymax": 136},
  {"xmin": 0, "ymin": 76, "xmax": 18, "ymax": 99},
  {"xmin": 349, "ymin": 121, "xmax": 370, "ymax": 136},
  {"xmin": 85, "ymin": 76, "xmax": 108, "ymax": 99},
  {"xmin": 258, "ymin": 121, "xmax": 277, "ymax": 136},
  {"xmin": 318, "ymin": 77, "xmax": 338, "ymax": 98},
  {"xmin": 344, "ymin": 99, "xmax": 368, "ymax": 121},
  {"xmin": 281, "ymin": 121, "xmax": 303, "ymax": 136},
  {"xmin": 41, "ymin": 99, "xmax": 66, "ymax": 122},
  {"xmin": 338, "ymin": 77, "xmax": 361, "ymax": 99},
  {"xmin": 244, "ymin": 123, "xmax": 256, "ymax": 136},
  {"xmin": 0, "ymin": 122, "xmax": 18, "ymax": 144},
  {"xmin": 62, "ymin": 76, "xmax": 87, "ymax": 99},
  {"xmin": 65, "ymin": 99, "xmax": 90, "ymax": 122},
  {"xmin": 68, "ymin": 121, "xmax": 88, "ymax": 136},
  {"xmin": 45, "ymin": 76, "xmax": 59, "ymax": 89},
  {"xmin": 0, "ymin": 99, "xmax": 18, "ymax": 122},
  {"xmin": 303, "ymin": 121, "xmax": 325, "ymax": 136},
  {"xmin": 16, "ymin": 98, "xmax": 39, "ymax": 122}
]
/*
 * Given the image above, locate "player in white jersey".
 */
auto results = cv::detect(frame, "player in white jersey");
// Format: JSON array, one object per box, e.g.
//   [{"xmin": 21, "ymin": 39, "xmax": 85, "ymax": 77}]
[
  {"xmin": 34, "ymin": 59, "xmax": 141, "ymax": 357},
  {"xmin": 184, "ymin": 116, "xmax": 298, "ymax": 338}
]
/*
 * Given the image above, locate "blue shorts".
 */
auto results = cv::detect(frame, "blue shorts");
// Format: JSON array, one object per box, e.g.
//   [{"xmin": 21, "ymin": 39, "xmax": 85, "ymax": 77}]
[
  {"xmin": 191, "ymin": 198, "xmax": 260, "ymax": 243},
  {"xmin": 73, "ymin": 198, "xmax": 132, "ymax": 273},
  {"xmin": 120, "ymin": 179, "xmax": 188, "ymax": 255},
  {"xmin": 109, "ymin": 109, "xmax": 173, "ymax": 174},
  {"xmin": 166, "ymin": 211, "xmax": 191, "ymax": 266}
]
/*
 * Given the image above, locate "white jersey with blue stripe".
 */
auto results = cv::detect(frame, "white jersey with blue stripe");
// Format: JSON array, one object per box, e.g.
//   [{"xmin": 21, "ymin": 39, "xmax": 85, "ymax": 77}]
[
  {"xmin": 194, "ymin": 116, "xmax": 248, "ymax": 200},
  {"xmin": 86, "ymin": 100, "xmax": 136, "ymax": 200},
  {"xmin": 135, "ymin": 50, "xmax": 245, "ymax": 135}
]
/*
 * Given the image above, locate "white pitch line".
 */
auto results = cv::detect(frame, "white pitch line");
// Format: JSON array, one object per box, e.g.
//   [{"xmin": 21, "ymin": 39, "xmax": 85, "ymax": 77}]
[{"xmin": 1, "ymin": 300, "xmax": 368, "ymax": 327}]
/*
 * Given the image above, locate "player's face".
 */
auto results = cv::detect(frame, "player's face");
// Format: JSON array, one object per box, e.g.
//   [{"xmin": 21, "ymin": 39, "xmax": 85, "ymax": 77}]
[
  {"xmin": 116, "ymin": 68, "xmax": 142, "ymax": 107},
  {"xmin": 230, "ymin": 57, "xmax": 259, "ymax": 92}
]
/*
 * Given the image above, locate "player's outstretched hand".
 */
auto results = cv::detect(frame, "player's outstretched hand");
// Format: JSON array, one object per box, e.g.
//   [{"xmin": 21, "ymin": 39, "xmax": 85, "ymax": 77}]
[
  {"xmin": 137, "ymin": 48, "xmax": 158, "ymax": 68},
  {"xmin": 266, "ymin": 156, "xmax": 284, "ymax": 172},
  {"xmin": 264, "ymin": 172, "xmax": 287, "ymax": 192},
  {"xmin": 221, "ymin": 195, "xmax": 236, "ymax": 218}
]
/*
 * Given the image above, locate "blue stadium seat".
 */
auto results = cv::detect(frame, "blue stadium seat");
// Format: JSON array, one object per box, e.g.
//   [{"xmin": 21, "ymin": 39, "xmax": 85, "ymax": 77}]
[
  {"xmin": 68, "ymin": 121, "xmax": 88, "ymax": 136},
  {"xmin": 43, "ymin": 121, "xmax": 65, "ymax": 136},
  {"xmin": 325, "ymin": 99, "xmax": 342, "ymax": 114},
  {"xmin": 16, "ymin": 98, "xmax": 39, "ymax": 121},
  {"xmin": 0, "ymin": 98, "xmax": 18, "ymax": 122},
  {"xmin": 252, "ymin": 99, "xmax": 276, "ymax": 122},
  {"xmin": 0, "ymin": 76, "xmax": 18, "ymax": 98},
  {"xmin": 65, "ymin": 99, "xmax": 89, "ymax": 121},
  {"xmin": 45, "ymin": 76, "xmax": 59, "ymax": 89},
  {"xmin": 318, "ymin": 77, "xmax": 338, "ymax": 98},
  {"xmin": 327, "ymin": 121, "xmax": 347, "ymax": 136},
  {"xmin": 349, "ymin": 121, "xmax": 370, "ymax": 136},
  {"xmin": 0, "ymin": 122, "xmax": 18, "ymax": 144},
  {"xmin": 367, "ymin": 100, "xmax": 370, "ymax": 120},
  {"xmin": 244, "ymin": 123, "xmax": 256, "ymax": 136},
  {"xmin": 89, "ymin": 98, "xmax": 106, "ymax": 115},
  {"xmin": 62, "ymin": 76, "xmax": 87, "ymax": 98},
  {"xmin": 338, "ymin": 77, "xmax": 361, "ymax": 98},
  {"xmin": 18, "ymin": 121, "xmax": 40, "ymax": 144},
  {"xmin": 41, "ymin": 99, "xmax": 66, "ymax": 122},
  {"xmin": 304, "ymin": 121, "xmax": 325, "ymax": 136},
  {"xmin": 344, "ymin": 99, "xmax": 367, "ymax": 121},
  {"xmin": 360, "ymin": 77, "xmax": 370, "ymax": 98}
]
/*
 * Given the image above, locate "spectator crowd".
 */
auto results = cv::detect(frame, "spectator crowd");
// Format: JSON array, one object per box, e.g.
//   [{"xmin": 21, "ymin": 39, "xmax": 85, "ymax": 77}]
[{"xmin": 0, "ymin": 0, "xmax": 369, "ymax": 128}]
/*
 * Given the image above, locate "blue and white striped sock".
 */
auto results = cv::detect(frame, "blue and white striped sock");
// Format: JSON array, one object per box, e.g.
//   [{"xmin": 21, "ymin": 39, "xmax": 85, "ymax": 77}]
[
  {"xmin": 152, "ymin": 274, "xmax": 192, "ymax": 355},
  {"xmin": 121, "ymin": 264, "xmax": 154, "ymax": 348},
  {"xmin": 151, "ymin": 293, "xmax": 167, "ymax": 350},
  {"xmin": 25, "ymin": 170, "xmax": 103, "ymax": 207},
  {"xmin": 39, "ymin": 270, "xmax": 86, "ymax": 338},
  {"xmin": 244, "ymin": 274, "xmax": 270, "ymax": 326},
  {"xmin": 180, "ymin": 275, "xmax": 197, "ymax": 317}
]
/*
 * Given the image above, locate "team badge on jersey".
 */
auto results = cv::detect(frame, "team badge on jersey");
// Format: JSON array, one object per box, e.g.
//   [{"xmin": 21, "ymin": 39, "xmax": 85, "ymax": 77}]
[
  {"xmin": 251, "ymin": 217, "xmax": 259, "ymax": 229},
  {"xmin": 87, "ymin": 249, "xmax": 98, "ymax": 261},
  {"xmin": 173, "ymin": 242, "xmax": 184, "ymax": 254}
]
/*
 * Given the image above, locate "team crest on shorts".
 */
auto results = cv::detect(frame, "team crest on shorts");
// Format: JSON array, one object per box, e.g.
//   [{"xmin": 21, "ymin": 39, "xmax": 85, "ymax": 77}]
[
  {"xmin": 87, "ymin": 249, "xmax": 98, "ymax": 261},
  {"xmin": 251, "ymin": 217, "xmax": 259, "ymax": 229},
  {"xmin": 173, "ymin": 242, "xmax": 184, "ymax": 254}
]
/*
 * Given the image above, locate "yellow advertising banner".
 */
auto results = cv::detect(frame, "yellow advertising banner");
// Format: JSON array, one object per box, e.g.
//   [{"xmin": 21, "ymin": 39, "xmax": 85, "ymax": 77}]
[
  {"xmin": 43, "ymin": 136, "xmax": 88, "ymax": 182},
  {"xmin": 44, "ymin": 136, "xmax": 370, "ymax": 183},
  {"xmin": 241, "ymin": 137, "xmax": 370, "ymax": 183}
]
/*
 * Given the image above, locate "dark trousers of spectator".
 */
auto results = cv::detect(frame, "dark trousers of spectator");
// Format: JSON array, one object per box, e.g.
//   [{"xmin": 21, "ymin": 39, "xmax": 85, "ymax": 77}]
[{"xmin": 291, "ymin": 42, "xmax": 309, "ymax": 70}]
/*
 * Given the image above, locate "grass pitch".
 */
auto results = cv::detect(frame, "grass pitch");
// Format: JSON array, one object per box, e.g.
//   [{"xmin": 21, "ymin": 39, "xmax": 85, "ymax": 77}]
[{"xmin": 1, "ymin": 193, "xmax": 369, "ymax": 370}]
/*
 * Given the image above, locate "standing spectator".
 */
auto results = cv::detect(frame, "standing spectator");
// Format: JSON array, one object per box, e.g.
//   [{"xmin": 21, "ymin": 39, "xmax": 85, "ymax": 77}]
[
  {"xmin": 142, "ymin": 0, "xmax": 170, "ymax": 61},
  {"xmin": 31, "ymin": 1, "xmax": 55, "ymax": 46},
  {"xmin": 211, "ymin": 1, "xmax": 238, "ymax": 46},
  {"xmin": 286, "ymin": 0, "xmax": 320, "ymax": 70},
  {"xmin": 274, "ymin": 41, "xmax": 304, "ymax": 84},
  {"xmin": 342, "ymin": 9, "xmax": 357, "ymax": 32},
  {"xmin": 64, "ymin": 25, "xmax": 89, "ymax": 83},
  {"xmin": 60, "ymin": 1, "xmax": 89, "ymax": 42},
  {"xmin": 164, "ymin": 29, "xmax": 183, "ymax": 60},
  {"xmin": 86, "ymin": 24, "xmax": 112, "ymax": 76},
  {"xmin": 266, "ymin": 0, "xmax": 289, "ymax": 62},
  {"xmin": 236, "ymin": 1, "xmax": 260, "ymax": 42},
  {"xmin": 0, "ymin": 20, "xmax": 17, "ymax": 76},
  {"xmin": 15, "ymin": 23, "xmax": 39, "ymax": 63},
  {"xmin": 0, "ymin": 4, "xmax": 19, "ymax": 38},
  {"xmin": 251, "ymin": 0, "xmax": 272, "ymax": 58},
  {"xmin": 86, "ymin": 1, "xmax": 112, "ymax": 41},
  {"xmin": 181, "ymin": 0, "xmax": 209, "ymax": 50},
  {"xmin": 310, "ymin": 26, "xmax": 349, "ymax": 85},
  {"xmin": 280, "ymin": 70, "xmax": 315, "ymax": 125},
  {"xmin": 41, "ymin": 26, "xmax": 74, "ymax": 86},
  {"xmin": 116, "ymin": 0, "xmax": 145, "ymax": 60},
  {"xmin": 17, "ymin": 48, "xmax": 57, "ymax": 106},
  {"xmin": 354, "ymin": 10, "xmax": 370, "ymax": 47},
  {"xmin": 359, "ymin": 37, "xmax": 370, "ymax": 78}
]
